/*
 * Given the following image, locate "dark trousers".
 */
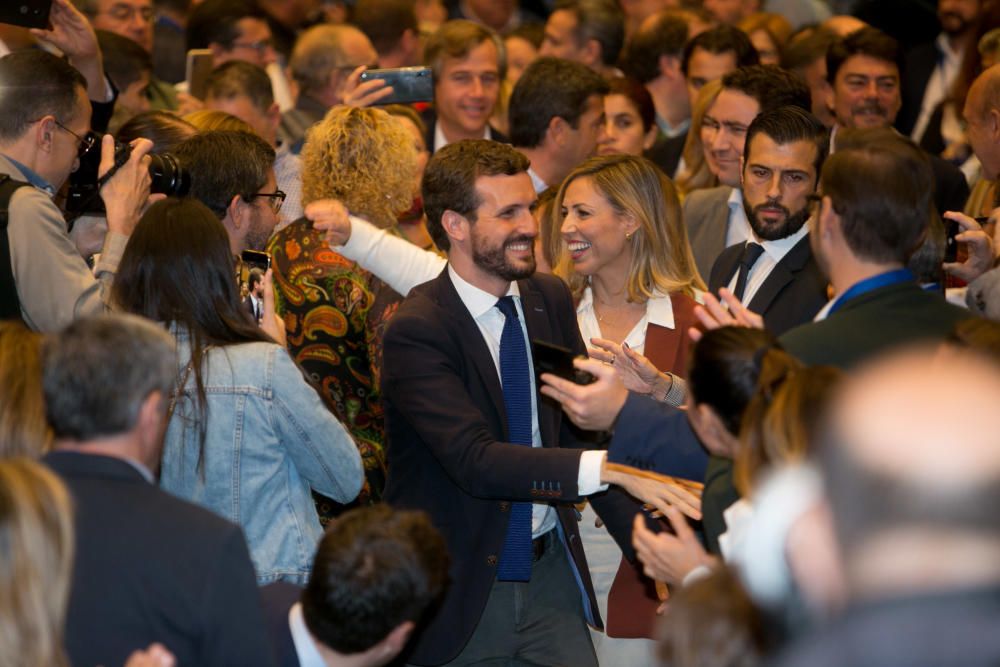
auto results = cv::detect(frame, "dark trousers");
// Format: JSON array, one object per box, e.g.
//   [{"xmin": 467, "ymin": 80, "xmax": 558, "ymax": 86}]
[{"xmin": 432, "ymin": 531, "xmax": 599, "ymax": 667}]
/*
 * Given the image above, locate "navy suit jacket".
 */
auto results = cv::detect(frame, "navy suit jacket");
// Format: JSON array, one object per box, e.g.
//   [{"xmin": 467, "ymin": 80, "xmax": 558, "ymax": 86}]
[
  {"xmin": 381, "ymin": 268, "xmax": 637, "ymax": 665},
  {"xmin": 708, "ymin": 234, "xmax": 829, "ymax": 336},
  {"xmin": 260, "ymin": 582, "xmax": 304, "ymax": 667},
  {"xmin": 45, "ymin": 451, "xmax": 275, "ymax": 667}
]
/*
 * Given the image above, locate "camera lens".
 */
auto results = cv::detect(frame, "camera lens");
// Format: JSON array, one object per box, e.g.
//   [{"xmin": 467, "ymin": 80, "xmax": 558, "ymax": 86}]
[{"xmin": 148, "ymin": 153, "xmax": 191, "ymax": 197}]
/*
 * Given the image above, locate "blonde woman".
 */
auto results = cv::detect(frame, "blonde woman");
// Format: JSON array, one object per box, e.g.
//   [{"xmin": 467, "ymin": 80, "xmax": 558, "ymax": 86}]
[
  {"xmin": 0, "ymin": 322, "xmax": 49, "ymax": 457},
  {"xmin": 675, "ymin": 79, "xmax": 723, "ymax": 196},
  {"xmin": 0, "ymin": 458, "xmax": 74, "ymax": 667},
  {"xmin": 268, "ymin": 106, "xmax": 418, "ymax": 506}
]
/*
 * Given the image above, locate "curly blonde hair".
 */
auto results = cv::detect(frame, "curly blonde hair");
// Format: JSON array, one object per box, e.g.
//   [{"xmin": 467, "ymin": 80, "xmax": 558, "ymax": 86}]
[{"xmin": 301, "ymin": 106, "xmax": 418, "ymax": 227}]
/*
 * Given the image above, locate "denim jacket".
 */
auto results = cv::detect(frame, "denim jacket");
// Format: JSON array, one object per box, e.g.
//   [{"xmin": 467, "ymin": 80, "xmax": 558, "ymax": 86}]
[{"xmin": 161, "ymin": 332, "xmax": 363, "ymax": 584}]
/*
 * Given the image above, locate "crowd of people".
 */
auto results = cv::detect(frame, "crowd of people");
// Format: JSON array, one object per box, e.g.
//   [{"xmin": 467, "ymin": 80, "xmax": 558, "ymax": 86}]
[{"xmin": 2, "ymin": 0, "xmax": 1000, "ymax": 665}]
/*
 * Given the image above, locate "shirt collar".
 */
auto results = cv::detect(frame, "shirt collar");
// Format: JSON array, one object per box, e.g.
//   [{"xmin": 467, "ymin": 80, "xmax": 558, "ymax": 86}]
[
  {"xmin": 448, "ymin": 263, "xmax": 520, "ymax": 320},
  {"xmin": 434, "ymin": 121, "xmax": 492, "ymax": 152},
  {"xmin": 935, "ymin": 32, "xmax": 963, "ymax": 64},
  {"xmin": 288, "ymin": 603, "xmax": 327, "ymax": 667},
  {"xmin": 656, "ymin": 116, "xmax": 691, "ymax": 139},
  {"xmin": 726, "ymin": 186, "xmax": 742, "ymax": 210},
  {"xmin": 577, "ymin": 284, "xmax": 675, "ymax": 329},
  {"xmin": 527, "ymin": 167, "xmax": 548, "ymax": 194},
  {"xmin": 1, "ymin": 153, "xmax": 54, "ymax": 195},
  {"xmin": 757, "ymin": 221, "xmax": 810, "ymax": 262}
]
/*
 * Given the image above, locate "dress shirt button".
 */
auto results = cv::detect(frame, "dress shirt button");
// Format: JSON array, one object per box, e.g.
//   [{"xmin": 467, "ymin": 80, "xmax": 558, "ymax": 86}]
[{"xmin": 486, "ymin": 555, "xmax": 498, "ymax": 566}]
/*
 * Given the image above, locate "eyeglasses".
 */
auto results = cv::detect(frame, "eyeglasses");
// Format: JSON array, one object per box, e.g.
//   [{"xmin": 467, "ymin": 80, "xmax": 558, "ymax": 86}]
[
  {"xmin": 248, "ymin": 190, "xmax": 286, "ymax": 214},
  {"xmin": 53, "ymin": 121, "xmax": 98, "ymax": 160},
  {"xmin": 231, "ymin": 39, "xmax": 275, "ymax": 54}
]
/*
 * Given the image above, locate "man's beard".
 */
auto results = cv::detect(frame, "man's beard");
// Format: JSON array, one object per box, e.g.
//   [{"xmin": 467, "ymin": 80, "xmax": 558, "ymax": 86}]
[
  {"xmin": 743, "ymin": 196, "xmax": 812, "ymax": 241},
  {"xmin": 471, "ymin": 231, "xmax": 536, "ymax": 281},
  {"xmin": 939, "ymin": 11, "xmax": 973, "ymax": 36}
]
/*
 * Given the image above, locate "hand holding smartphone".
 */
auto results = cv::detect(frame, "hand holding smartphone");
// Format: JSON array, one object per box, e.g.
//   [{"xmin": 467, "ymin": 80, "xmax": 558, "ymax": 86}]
[{"xmin": 532, "ymin": 339, "xmax": 596, "ymax": 386}]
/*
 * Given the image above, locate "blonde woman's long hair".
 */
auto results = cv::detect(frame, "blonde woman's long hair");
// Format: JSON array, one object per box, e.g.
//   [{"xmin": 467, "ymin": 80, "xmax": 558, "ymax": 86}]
[
  {"xmin": 551, "ymin": 154, "xmax": 706, "ymax": 303},
  {"xmin": 676, "ymin": 79, "xmax": 723, "ymax": 196},
  {"xmin": 301, "ymin": 106, "xmax": 418, "ymax": 228},
  {"xmin": 0, "ymin": 321, "xmax": 50, "ymax": 457},
  {"xmin": 0, "ymin": 458, "xmax": 74, "ymax": 667}
]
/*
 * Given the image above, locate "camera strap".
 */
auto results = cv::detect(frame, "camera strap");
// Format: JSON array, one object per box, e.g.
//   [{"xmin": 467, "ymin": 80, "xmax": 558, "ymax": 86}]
[{"xmin": 0, "ymin": 174, "xmax": 32, "ymax": 323}]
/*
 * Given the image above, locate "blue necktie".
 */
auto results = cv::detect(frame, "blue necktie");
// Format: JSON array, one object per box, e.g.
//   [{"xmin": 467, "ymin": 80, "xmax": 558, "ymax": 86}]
[{"xmin": 495, "ymin": 296, "xmax": 533, "ymax": 582}]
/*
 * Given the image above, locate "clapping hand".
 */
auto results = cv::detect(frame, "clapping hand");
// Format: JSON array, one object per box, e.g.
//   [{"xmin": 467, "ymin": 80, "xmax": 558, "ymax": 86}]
[
  {"xmin": 590, "ymin": 337, "xmax": 669, "ymax": 396},
  {"xmin": 601, "ymin": 462, "xmax": 703, "ymax": 520},
  {"xmin": 690, "ymin": 289, "xmax": 764, "ymax": 342}
]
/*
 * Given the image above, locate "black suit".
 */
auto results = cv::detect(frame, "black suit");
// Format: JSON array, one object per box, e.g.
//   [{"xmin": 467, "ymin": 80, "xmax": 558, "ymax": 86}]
[
  {"xmin": 381, "ymin": 269, "xmax": 637, "ymax": 666},
  {"xmin": 419, "ymin": 107, "xmax": 509, "ymax": 153},
  {"xmin": 260, "ymin": 582, "xmax": 304, "ymax": 667},
  {"xmin": 44, "ymin": 452, "xmax": 275, "ymax": 667},
  {"xmin": 708, "ymin": 234, "xmax": 829, "ymax": 336},
  {"xmin": 245, "ymin": 294, "xmax": 261, "ymax": 321},
  {"xmin": 645, "ymin": 130, "xmax": 686, "ymax": 179}
]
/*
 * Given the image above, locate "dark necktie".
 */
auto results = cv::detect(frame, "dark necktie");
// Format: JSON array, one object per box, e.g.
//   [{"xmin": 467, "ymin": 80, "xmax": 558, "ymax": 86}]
[
  {"xmin": 733, "ymin": 242, "xmax": 765, "ymax": 302},
  {"xmin": 495, "ymin": 296, "xmax": 533, "ymax": 582}
]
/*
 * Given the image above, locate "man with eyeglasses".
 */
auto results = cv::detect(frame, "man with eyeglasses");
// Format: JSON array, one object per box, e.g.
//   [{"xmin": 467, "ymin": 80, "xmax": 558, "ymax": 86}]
[
  {"xmin": 0, "ymin": 11, "xmax": 153, "ymax": 332},
  {"xmin": 171, "ymin": 129, "xmax": 282, "ymax": 256}
]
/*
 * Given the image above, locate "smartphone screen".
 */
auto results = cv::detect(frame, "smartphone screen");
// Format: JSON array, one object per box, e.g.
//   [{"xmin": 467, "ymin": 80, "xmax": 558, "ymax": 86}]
[
  {"xmin": 241, "ymin": 250, "xmax": 271, "ymax": 273},
  {"xmin": 532, "ymin": 339, "xmax": 596, "ymax": 385},
  {"xmin": 186, "ymin": 49, "xmax": 214, "ymax": 101},
  {"xmin": 0, "ymin": 0, "xmax": 51, "ymax": 29},
  {"xmin": 359, "ymin": 67, "xmax": 434, "ymax": 105}
]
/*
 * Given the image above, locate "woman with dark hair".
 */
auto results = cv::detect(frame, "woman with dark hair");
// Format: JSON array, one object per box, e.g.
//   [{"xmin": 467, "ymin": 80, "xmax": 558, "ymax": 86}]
[
  {"xmin": 113, "ymin": 197, "xmax": 363, "ymax": 584},
  {"xmin": 598, "ymin": 77, "xmax": 660, "ymax": 157}
]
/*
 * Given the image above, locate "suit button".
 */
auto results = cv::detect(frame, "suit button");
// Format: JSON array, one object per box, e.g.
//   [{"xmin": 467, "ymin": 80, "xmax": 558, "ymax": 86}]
[
  {"xmin": 499, "ymin": 502, "xmax": 510, "ymax": 512},
  {"xmin": 487, "ymin": 555, "xmax": 498, "ymax": 566}
]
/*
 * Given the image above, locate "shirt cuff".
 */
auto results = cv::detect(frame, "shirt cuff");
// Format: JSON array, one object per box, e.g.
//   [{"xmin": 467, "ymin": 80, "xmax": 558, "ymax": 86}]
[
  {"xmin": 682, "ymin": 563, "xmax": 713, "ymax": 588},
  {"xmin": 578, "ymin": 450, "xmax": 609, "ymax": 496},
  {"xmin": 336, "ymin": 215, "xmax": 382, "ymax": 261},
  {"xmin": 95, "ymin": 231, "xmax": 128, "ymax": 275}
]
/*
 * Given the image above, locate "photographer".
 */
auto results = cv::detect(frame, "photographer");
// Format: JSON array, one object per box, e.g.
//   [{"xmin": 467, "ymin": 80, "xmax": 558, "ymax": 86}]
[{"xmin": 0, "ymin": 48, "xmax": 153, "ymax": 331}]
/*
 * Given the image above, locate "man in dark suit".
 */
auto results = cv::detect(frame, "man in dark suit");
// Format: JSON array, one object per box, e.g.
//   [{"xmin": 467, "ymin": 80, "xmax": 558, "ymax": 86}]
[
  {"xmin": 380, "ymin": 140, "xmax": 668, "ymax": 666},
  {"xmin": 707, "ymin": 106, "xmax": 830, "ymax": 336},
  {"xmin": 683, "ymin": 65, "xmax": 812, "ymax": 278},
  {"xmin": 261, "ymin": 505, "xmax": 449, "ymax": 667},
  {"xmin": 40, "ymin": 314, "xmax": 274, "ymax": 667},
  {"xmin": 420, "ymin": 21, "xmax": 508, "ymax": 154},
  {"xmin": 245, "ymin": 267, "xmax": 265, "ymax": 322}
]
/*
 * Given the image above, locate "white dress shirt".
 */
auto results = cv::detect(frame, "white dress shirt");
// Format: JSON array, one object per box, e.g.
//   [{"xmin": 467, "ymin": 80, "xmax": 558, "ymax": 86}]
[
  {"xmin": 288, "ymin": 602, "xmax": 326, "ymax": 667},
  {"xmin": 337, "ymin": 216, "xmax": 446, "ymax": 296},
  {"xmin": 576, "ymin": 285, "xmax": 676, "ymax": 356},
  {"xmin": 447, "ymin": 265, "xmax": 608, "ymax": 538},
  {"xmin": 726, "ymin": 223, "xmax": 810, "ymax": 306},
  {"xmin": 434, "ymin": 122, "xmax": 493, "ymax": 153},
  {"xmin": 725, "ymin": 187, "xmax": 753, "ymax": 249},
  {"xmin": 911, "ymin": 33, "xmax": 964, "ymax": 144}
]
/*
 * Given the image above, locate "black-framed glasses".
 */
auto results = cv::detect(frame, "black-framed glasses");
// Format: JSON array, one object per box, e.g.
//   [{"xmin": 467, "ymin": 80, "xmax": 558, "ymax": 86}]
[
  {"xmin": 248, "ymin": 190, "xmax": 286, "ymax": 214},
  {"xmin": 53, "ymin": 120, "xmax": 98, "ymax": 160}
]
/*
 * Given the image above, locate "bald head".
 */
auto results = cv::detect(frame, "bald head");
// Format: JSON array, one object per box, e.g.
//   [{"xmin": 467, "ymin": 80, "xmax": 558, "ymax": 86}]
[
  {"xmin": 820, "ymin": 347, "xmax": 1000, "ymax": 596},
  {"xmin": 964, "ymin": 65, "xmax": 1000, "ymax": 180}
]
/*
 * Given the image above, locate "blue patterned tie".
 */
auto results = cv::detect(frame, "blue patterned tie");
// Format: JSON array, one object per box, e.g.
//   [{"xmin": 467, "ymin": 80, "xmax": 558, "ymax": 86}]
[{"xmin": 495, "ymin": 296, "xmax": 533, "ymax": 581}]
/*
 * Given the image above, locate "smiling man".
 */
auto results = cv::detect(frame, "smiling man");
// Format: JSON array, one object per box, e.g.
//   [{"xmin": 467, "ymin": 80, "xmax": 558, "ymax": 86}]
[
  {"xmin": 422, "ymin": 20, "xmax": 506, "ymax": 152},
  {"xmin": 380, "ymin": 140, "xmax": 651, "ymax": 666}
]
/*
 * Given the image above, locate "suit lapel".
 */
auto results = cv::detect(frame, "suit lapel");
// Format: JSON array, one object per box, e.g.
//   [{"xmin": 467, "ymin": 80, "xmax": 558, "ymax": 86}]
[
  {"xmin": 709, "ymin": 244, "xmax": 742, "ymax": 293},
  {"xmin": 748, "ymin": 235, "xmax": 812, "ymax": 314},
  {"xmin": 435, "ymin": 272, "xmax": 509, "ymax": 433},
  {"xmin": 519, "ymin": 279, "xmax": 559, "ymax": 448}
]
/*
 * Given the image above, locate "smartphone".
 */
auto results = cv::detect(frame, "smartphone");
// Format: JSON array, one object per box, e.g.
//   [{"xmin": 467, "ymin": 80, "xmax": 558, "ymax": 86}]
[
  {"xmin": 532, "ymin": 339, "xmax": 596, "ymax": 386},
  {"xmin": 944, "ymin": 217, "xmax": 959, "ymax": 264},
  {"xmin": 185, "ymin": 49, "xmax": 214, "ymax": 101},
  {"xmin": 359, "ymin": 66, "xmax": 434, "ymax": 105},
  {"xmin": 0, "ymin": 0, "xmax": 51, "ymax": 28},
  {"xmin": 241, "ymin": 249, "xmax": 271, "ymax": 273}
]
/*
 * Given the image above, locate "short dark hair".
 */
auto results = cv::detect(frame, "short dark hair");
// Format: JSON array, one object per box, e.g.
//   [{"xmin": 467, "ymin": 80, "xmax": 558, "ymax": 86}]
[
  {"xmin": 0, "ymin": 51, "xmax": 86, "ymax": 143},
  {"xmin": 302, "ymin": 505, "xmax": 449, "ymax": 654},
  {"xmin": 722, "ymin": 65, "xmax": 811, "ymax": 114},
  {"xmin": 780, "ymin": 26, "xmax": 838, "ymax": 72},
  {"xmin": 42, "ymin": 315, "xmax": 176, "ymax": 441},
  {"xmin": 353, "ymin": 0, "xmax": 417, "ymax": 55},
  {"xmin": 206, "ymin": 61, "xmax": 275, "ymax": 113},
  {"xmin": 820, "ymin": 127, "xmax": 933, "ymax": 264},
  {"xmin": 424, "ymin": 20, "xmax": 506, "ymax": 83},
  {"xmin": 96, "ymin": 30, "xmax": 152, "ymax": 92},
  {"xmin": 508, "ymin": 57, "xmax": 609, "ymax": 149},
  {"xmin": 607, "ymin": 77, "xmax": 655, "ymax": 133},
  {"xmin": 173, "ymin": 130, "xmax": 275, "ymax": 218},
  {"xmin": 422, "ymin": 140, "xmax": 531, "ymax": 252},
  {"xmin": 247, "ymin": 267, "xmax": 264, "ymax": 289},
  {"xmin": 744, "ymin": 106, "xmax": 829, "ymax": 179},
  {"xmin": 682, "ymin": 25, "xmax": 759, "ymax": 77},
  {"xmin": 115, "ymin": 111, "xmax": 198, "ymax": 153},
  {"xmin": 186, "ymin": 0, "xmax": 263, "ymax": 51},
  {"xmin": 620, "ymin": 11, "xmax": 689, "ymax": 84},
  {"xmin": 826, "ymin": 27, "xmax": 900, "ymax": 84},
  {"xmin": 554, "ymin": 0, "xmax": 626, "ymax": 67}
]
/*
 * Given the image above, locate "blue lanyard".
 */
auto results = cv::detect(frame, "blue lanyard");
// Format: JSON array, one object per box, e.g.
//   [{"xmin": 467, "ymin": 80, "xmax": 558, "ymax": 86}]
[{"xmin": 827, "ymin": 269, "xmax": 915, "ymax": 316}]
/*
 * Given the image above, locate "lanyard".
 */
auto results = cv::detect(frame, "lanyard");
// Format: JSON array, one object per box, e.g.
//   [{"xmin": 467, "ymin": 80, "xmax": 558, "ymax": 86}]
[{"xmin": 827, "ymin": 269, "xmax": 915, "ymax": 317}]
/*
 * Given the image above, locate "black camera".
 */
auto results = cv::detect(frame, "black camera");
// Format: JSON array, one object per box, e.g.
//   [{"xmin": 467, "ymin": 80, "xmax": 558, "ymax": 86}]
[{"xmin": 66, "ymin": 140, "xmax": 190, "ymax": 217}]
